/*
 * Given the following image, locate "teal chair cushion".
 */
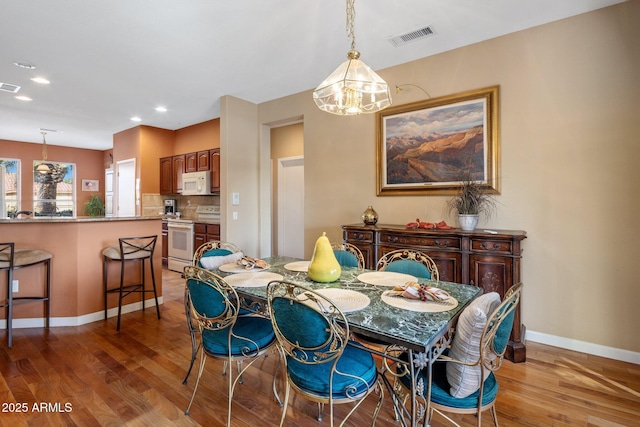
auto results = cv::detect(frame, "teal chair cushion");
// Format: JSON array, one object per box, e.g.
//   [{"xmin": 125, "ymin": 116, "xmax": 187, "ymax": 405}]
[
  {"xmin": 398, "ymin": 353, "xmax": 498, "ymax": 409},
  {"xmin": 271, "ymin": 297, "xmax": 377, "ymax": 398},
  {"xmin": 385, "ymin": 259, "xmax": 432, "ymax": 279},
  {"xmin": 189, "ymin": 278, "xmax": 275, "ymax": 356},
  {"xmin": 333, "ymin": 250, "xmax": 360, "ymax": 268},
  {"xmin": 202, "ymin": 316, "xmax": 275, "ymax": 356},
  {"xmin": 286, "ymin": 343, "xmax": 378, "ymax": 399}
]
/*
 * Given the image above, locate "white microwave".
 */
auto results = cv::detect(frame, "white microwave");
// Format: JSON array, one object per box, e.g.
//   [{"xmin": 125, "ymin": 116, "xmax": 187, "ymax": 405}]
[{"xmin": 182, "ymin": 171, "xmax": 212, "ymax": 195}]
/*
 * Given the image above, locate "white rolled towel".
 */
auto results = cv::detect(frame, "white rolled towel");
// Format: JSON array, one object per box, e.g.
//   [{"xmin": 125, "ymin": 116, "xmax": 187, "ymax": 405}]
[{"xmin": 199, "ymin": 251, "xmax": 244, "ymax": 270}]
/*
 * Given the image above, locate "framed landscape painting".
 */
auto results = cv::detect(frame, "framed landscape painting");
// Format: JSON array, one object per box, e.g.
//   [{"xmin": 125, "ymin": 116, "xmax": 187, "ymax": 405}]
[{"xmin": 376, "ymin": 85, "xmax": 500, "ymax": 196}]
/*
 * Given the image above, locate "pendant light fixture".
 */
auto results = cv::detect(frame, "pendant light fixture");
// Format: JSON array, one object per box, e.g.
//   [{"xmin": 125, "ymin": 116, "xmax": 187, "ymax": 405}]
[
  {"xmin": 36, "ymin": 131, "xmax": 50, "ymax": 174},
  {"xmin": 313, "ymin": 0, "xmax": 391, "ymax": 115}
]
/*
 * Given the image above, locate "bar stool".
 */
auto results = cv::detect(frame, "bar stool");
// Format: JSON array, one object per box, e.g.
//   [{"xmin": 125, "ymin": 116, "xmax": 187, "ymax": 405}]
[
  {"xmin": 103, "ymin": 235, "xmax": 160, "ymax": 331},
  {"xmin": 0, "ymin": 242, "xmax": 52, "ymax": 348}
]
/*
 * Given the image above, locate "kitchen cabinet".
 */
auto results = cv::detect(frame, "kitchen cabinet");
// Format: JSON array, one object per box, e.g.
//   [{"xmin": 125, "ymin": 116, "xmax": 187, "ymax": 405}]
[
  {"xmin": 210, "ymin": 149, "xmax": 220, "ymax": 193},
  {"xmin": 172, "ymin": 155, "xmax": 185, "ymax": 194},
  {"xmin": 197, "ymin": 150, "xmax": 210, "ymax": 171},
  {"xmin": 185, "ymin": 152, "xmax": 198, "ymax": 172},
  {"xmin": 159, "ymin": 149, "xmax": 219, "ymax": 195},
  {"xmin": 159, "ymin": 157, "xmax": 173, "ymax": 195},
  {"xmin": 342, "ymin": 224, "xmax": 527, "ymax": 362},
  {"xmin": 194, "ymin": 222, "xmax": 221, "ymax": 252}
]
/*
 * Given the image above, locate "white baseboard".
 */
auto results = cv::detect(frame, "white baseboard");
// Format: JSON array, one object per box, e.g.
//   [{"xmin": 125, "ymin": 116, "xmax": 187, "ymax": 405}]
[
  {"xmin": 0, "ymin": 297, "xmax": 164, "ymax": 329},
  {"xmin": 526, "ymin": 330, "xmax": 640, "ymax": 365}
]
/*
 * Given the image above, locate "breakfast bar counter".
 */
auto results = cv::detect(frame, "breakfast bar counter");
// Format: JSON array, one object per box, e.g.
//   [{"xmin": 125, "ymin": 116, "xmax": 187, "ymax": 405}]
[{"xmin": 0, "ymin": 217, "xmax": 163, "ymax": 328}]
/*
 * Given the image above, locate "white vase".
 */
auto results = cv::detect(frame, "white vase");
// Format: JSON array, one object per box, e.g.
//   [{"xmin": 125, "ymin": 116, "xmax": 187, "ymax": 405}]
[{"xmin": 458, "ymin": 214, "xmax": 479, "ymax": 231}]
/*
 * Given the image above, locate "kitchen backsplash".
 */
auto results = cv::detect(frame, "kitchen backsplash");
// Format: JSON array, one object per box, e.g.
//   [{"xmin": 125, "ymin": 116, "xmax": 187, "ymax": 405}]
[{"xmin": 142, "ymin": 193, "xmax": 220, "ymax": 219}]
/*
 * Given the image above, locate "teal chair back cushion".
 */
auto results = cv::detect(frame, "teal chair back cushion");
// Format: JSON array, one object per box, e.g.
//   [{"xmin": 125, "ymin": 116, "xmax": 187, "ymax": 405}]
[
  {"xmin": 492, "ymin": 307, "xmax": 516, "ymax": 354},
  {"xmin": 333, "ymin": 250, "xmax": 360, "ymax": 268},
  {"xmin": 271, "ymin": 297, "xmax": 330, "ymax": 349},
  {"xmin": 187, "ymin": 278, "xmax": 225, "ymax": 317},
  {"xmin": 385, "ymin": 259, "xmax": 432, "ymax": 279}
]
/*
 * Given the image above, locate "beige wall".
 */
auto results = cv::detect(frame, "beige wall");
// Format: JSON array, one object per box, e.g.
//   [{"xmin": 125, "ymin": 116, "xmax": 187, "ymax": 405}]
[{"xmin": 222, "ymin": 2, "xmax": 640, "ymax": 358}]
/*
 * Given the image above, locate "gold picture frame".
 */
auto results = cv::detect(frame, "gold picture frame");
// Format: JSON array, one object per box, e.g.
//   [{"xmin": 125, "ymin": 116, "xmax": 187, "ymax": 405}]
[{"xmin": 376, "ymin": 85, "xmax": 500, "ymax": 196}]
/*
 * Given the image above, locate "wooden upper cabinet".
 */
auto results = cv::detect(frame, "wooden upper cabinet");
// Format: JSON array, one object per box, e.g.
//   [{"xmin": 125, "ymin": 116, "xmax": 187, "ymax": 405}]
[
  {"xmin": 159, "ymin": 157, "xmax": 173, "ymax": 195},
  {"xmin": 210, "ymin": 149, "xmax": 220, "ymax": 193},
  {"xmin": 160, "ymin": 149, "xmax": 218, "ymax": 194},
  {"xmin": 172, "ymin": 154, "xmax": 185, "ymax": 194},
  {"xmin": 197, "ymin": 150, "xmax": 210, "ymax": 171},
  {"xmin": 185, "ymin": 152, "xmax": 198, "ymax": 173}
]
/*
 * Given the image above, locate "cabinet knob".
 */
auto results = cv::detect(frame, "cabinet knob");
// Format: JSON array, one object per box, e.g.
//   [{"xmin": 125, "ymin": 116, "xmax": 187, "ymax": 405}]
[{"xmin": 435, "ymin": 239, "xmax": 450, "ymax": 247}]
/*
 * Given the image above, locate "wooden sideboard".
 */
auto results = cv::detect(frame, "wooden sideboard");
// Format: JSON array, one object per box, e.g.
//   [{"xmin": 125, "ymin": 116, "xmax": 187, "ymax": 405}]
[{"xmin": 342, "ymin": 224, "xmax": 527, "ymax": 362}]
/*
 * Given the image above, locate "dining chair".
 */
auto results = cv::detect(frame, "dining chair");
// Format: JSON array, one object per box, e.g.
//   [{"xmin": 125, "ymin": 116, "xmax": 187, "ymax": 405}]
[
  {"xmin": 376, "ymin": 249, "xmax": 439, "ymax": 281},
  {"xmin": 183, "ymin": 266, "xmax": 276, "ymax": 425},
  {"xmin": 192, "ymin": 240, "xmax": 243, "ymax": 269},
  {"xmin": 266, "ymin": 280, "xmax": 383, "ymax": 427},
  {"xmin": 355, "ymin": 249, "xmax": 440, "ymax": 363},
  {"xmin": 397, "ymin": 283, "xmax": 523, "ymax": 427},
  {"xmin": 184, "ymin": 240, "xmax": 244, "ymax": 384},
  {"xmin": 331, "ymin": 242, "xmax": 365, "ymax": 269}
]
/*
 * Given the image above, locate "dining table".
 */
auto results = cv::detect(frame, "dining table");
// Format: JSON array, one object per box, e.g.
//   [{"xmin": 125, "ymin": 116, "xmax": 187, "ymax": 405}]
[{"xmin": 212, "ymin": 255, "xmax": 482, "ymax": 427}]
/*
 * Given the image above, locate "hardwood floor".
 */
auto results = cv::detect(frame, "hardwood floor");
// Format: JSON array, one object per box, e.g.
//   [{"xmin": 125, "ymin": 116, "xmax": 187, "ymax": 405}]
[{"xmin": 1, "ymin": 269, "xmax": 638, "ymax": 426}]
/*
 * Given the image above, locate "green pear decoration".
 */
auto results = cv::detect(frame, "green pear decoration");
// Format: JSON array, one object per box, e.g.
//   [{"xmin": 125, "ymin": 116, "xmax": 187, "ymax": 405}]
[{"xmin": 308, "ymin": 232, "xmax": 341, "ymax": 282}]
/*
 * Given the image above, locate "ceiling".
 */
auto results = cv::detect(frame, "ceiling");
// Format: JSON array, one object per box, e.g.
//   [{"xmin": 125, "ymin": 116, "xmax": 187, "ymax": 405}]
[{"xmin": 0, "ymin": 0, "xmax": 625, "ymax": 151}]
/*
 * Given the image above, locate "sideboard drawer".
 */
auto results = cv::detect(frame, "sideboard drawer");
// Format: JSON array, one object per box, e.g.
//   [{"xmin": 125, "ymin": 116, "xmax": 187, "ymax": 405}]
[
  {"xmin": 471, "ymin": 239, "xmax": 513, "ymax": 254},
  {"xmin": 345, "ymin": 230, "xmax": 374, "ymax": 243},
  {"xmin": 378, "ymin": 232, "xmax": 461, "ymax": 250}
]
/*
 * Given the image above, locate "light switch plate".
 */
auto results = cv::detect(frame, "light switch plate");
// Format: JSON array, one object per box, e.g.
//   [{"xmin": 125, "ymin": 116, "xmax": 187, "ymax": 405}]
[{"xmin": 232, "ymin": 192, "xmax": 240, "ymax": 205}]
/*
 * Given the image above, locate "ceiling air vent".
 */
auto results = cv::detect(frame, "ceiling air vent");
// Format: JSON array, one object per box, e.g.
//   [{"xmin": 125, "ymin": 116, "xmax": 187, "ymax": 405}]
[
  {"xmin": 388, "ymin": 25, "xmax": 435, "ymax": 47},
  {"xmin": 0, "ymin": 82, "xmax": 21, "ymax": 93}
]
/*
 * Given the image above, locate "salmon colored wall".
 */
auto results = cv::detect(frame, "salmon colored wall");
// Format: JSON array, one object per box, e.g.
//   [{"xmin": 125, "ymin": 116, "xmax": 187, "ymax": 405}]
[
  {"xmin": 0, "ymin": 219, "xmax": 162, "ymax": 320},
  {"xmin": 0, "ymin": 138, "xmax": 105, "ymax": 214},
  {"xmin": 174, "ymin": 118, "xmax": 220, "ymax": 153},
  {"xmin": 112, "ymin": 127, "xmax": 141, "ymax": 167},
  {"xmin": 140, "ymin": 126, "xmax": 174, "ymax": 194}
]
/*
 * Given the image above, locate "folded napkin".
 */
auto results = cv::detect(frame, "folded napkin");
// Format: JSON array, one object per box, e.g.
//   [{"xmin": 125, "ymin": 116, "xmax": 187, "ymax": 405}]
[
  {"xmin": 200, "ymin": 252, "xmax": 244, "ymax": 270},
  {"xmin": 237, "ymin": 255, "xmax": 269, "ymax": 270},
  {"xmin": 435, "ymin": 221, "xmax": 454, "ymax": 230},
  {"xmin": 405, "ymin": 219, "xmax": 455, "ymax": 230},
  {"xmin": 387, "ymin": 281, "xmax": 450, "ymax": 302}
]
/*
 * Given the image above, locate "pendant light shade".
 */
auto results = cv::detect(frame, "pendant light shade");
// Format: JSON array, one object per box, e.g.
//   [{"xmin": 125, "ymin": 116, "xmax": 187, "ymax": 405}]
[
  {"xmin": 36, "ymin": 131, "xmax": 50, "ymax": 174},
  {"xmin": 313, "ymin": 0, "xmax": 391, "ymax": 115}
]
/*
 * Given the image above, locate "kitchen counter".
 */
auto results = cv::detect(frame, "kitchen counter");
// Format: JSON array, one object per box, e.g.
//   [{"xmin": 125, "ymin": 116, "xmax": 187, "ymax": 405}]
[
  {"xmin": 0, "ymin": 216, "xmax": 160, "ymax": 223},
  {"xmin": 0, "ymin": 217, "xmax": 162, "ymax": 328}
]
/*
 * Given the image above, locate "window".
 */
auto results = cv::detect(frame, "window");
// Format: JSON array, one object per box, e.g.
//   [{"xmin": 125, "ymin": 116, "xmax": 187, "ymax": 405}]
[
  {"xmin": 33, "ymin": 161, "xmax": 76, "ymax": 217},
  {"xmin": 0, "ymin": 159, "xmax": 20, "ymax": 217}
]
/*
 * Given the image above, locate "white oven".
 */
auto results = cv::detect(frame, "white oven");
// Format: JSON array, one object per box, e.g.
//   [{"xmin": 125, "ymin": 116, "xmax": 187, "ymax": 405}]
[{"xmin": 167, "ymin": 219, "xmax": 194, "ymax": 272}]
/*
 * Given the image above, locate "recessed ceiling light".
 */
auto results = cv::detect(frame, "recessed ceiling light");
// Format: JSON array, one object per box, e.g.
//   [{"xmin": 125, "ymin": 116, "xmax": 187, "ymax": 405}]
[
  {"xmin": 155, "ymin": 106, "xmax": 167, "ymax": 112},
  {"xmin": 31, "ymin": 77, "xmax": 50, "ymax": 84},
  {"xmin": 15, "ymin": 95, "xmax": 32, "ymax": 101},
  {"xmin": 131, "ymin": 116, "xmax": 142, "ymax": 122},
  {"xmin": 13, "ymin": 61, "xmax": 36, "ymax": 69}
]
